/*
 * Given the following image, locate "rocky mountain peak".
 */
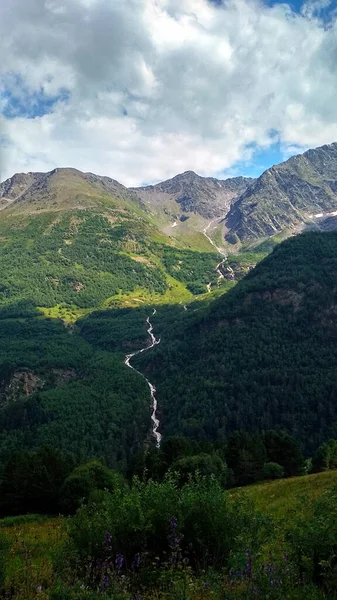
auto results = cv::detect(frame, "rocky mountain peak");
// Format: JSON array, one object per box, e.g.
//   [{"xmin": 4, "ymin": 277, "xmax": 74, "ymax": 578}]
[{"xmin": 225, "ymin": 141, "xmax": 337, "ymax": 243}]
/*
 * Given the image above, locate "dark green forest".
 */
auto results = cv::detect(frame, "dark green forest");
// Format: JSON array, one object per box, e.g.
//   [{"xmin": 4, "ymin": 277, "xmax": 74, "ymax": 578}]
[
  {"xmin": 3, "ymin": 232, "xmax": 337, "ymax": 467},
  {"xmin": 0, "ymin": 303, "xmax": 152, "ymax": 471},
  {"xmin": 135, "ymin": 232, "xmax": 337, "ymax": 454}
]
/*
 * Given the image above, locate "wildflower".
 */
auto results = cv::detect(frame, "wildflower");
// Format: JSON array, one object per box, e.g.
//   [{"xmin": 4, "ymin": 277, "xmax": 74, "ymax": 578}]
[
  {"xmin": 132, "ymin": 552, "xmax": 141, "ymax": 570},
  {"xmin": 104, "ymin": 532, "xmax": 112, "ymax": 547},
  {"xmin": 115, "ymin": 553, "xmax": 124, "ymax": 571},
  {"xmin": 244, "ymin": 549, "xmax": 253, "ymax": 578},
  {"xmin": 102, "ymin": 574, "xmax": 109, "ymax": 589}
]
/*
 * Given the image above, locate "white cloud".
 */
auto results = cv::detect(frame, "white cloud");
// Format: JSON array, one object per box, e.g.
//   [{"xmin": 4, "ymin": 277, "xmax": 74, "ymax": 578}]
[{"xmin": 0, "ymin": 0, "xmax": 337, "ymax": 185}]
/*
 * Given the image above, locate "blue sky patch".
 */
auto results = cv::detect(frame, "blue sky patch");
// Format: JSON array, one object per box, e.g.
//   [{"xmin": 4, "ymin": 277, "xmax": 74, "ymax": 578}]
[
  {"xmin": 210, "ymin": 0, "xmax": 335, "ymax": 20},
  {"xmin": 225, "ymin": 141, "xmax": 294, "ymax": 179},
  {"xmin": 2, "ymin": 86, "xmax": 70, "ymax": 120}
]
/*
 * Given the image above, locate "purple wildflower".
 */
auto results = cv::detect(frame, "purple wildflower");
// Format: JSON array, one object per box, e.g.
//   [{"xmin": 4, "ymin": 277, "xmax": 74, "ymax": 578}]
[
  {"xmin": 244, "ymin": 549, "xmax": 253, "ymax": 578},
  {"xmin": 132, "ymin": 552, "xmax": 141, "ymax": 570},
  {"xmin": 115, "ymin": 554, "xmax": 124, "ymax": 571},
  {"xmin": 167, "ymin": 516, "xmax": 183, "ymax": 567}
]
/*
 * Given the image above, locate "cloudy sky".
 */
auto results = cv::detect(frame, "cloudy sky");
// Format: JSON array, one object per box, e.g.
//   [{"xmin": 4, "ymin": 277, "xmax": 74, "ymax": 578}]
[{"xmin": 0, "ymin": 0, "xmax": 337, "ymax": 186}]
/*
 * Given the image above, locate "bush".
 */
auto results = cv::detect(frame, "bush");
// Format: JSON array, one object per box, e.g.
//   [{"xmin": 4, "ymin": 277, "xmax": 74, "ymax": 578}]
[
  {"xmin": 287, "ymin": 488, "xmax": 337, "ymax": 592},
  {"xmin": 60, "ymin": 460, "xmax": 126, "ymax": 514},
  {"xmin": 66, "ymin": 476, "xmax": 266, "ymax": 582},
  {"xmin": 263, "ymin": 462, "xmax": 285, "ymax": 480},
  {"xmin": 169, "ymin": 453, "xmax": 233, "ymax": 487}
]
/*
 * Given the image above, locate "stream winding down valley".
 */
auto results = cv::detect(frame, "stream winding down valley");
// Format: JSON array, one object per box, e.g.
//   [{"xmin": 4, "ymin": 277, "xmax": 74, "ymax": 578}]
[
  {"xmin": 203, "ymin": 219, "xmax": 234, "ymax": 292},
  {"xmin": 124, "ymin": 309, "xmax": 162, "ymax": 447},
  {"xmin": 124, "ymin": 221, "xmax": 232, "ymax": 445}
]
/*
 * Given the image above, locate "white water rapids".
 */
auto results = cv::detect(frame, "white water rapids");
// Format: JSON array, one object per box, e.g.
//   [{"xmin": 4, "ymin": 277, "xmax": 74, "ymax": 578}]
[{"xmin": 124, "ymin": 309, "xmax": 162, "ymax": 447}]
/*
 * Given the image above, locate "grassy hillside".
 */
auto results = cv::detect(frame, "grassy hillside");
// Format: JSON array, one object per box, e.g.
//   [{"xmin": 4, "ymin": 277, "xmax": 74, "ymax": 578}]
[{"xmin": 238, "ymin": 469, "xmax": 337, "ymax": 521}]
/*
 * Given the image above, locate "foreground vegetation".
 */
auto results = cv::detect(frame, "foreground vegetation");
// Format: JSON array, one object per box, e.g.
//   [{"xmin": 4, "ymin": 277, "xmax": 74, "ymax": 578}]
[{"xmin": 2, "ymin": 468, "xmax": 337, "ymax": 599}]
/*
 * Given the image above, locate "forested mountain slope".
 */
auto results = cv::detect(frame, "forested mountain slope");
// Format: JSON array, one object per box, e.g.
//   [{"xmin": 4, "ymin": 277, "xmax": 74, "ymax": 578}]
[
  {"xmin": 0, "ymin": 167, "xmax": 234, "ymax": 316},
  {"xmin": 0, "ymin": 168, "xmax": 230, "ymax": 468},
  {"xmin": 135, "ymin": 232, "xmax": 337, "ymax": 453}
]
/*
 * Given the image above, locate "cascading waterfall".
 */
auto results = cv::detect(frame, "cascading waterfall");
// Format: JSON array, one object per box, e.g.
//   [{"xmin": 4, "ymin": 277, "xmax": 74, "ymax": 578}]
[{"xmin": 124, "ymin": 309, "xmax": 161, "ymax": 447}]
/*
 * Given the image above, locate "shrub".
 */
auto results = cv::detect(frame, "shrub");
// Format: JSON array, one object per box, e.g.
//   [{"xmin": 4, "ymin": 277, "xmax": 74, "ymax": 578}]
[
  {"xmin": 60, "ymin": 460, "xmax": 125, "ymax": 514},
  {"xmin": 66, "ymin": 476, "xmax": 267, "ymax": 582},
  {"xmin": 169, "ymin": 453, "xmax": 233, "ymax": 487},
  {"xmin": 263, "ymin": 462, "xmax": 285, "ymax": 480}
]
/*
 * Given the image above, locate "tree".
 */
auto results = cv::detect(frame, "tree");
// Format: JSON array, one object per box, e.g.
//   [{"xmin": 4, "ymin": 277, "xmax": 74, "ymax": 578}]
[
  {"xmin": 263, "ymin": 430, "xmax": 305, "ymax": 477},
  {"xmin": 0, "ymin": 446, "xmax": 76, "ymax": 515},
  {"xmin": 312, "ymin": 439, "xmax": 337, "ymax": 473},
  {"xmin": 225, "ymin": 431, "xmax": 266, "ymax": 486}
]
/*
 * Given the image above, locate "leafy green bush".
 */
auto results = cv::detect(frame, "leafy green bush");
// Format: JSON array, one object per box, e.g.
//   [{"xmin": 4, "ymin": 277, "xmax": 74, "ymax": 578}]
[
  {"xmin": 66, "ymin": 476, "xmax": 266, "ymax": 580},
  {"xmin": 263, "ymin": 462, "xmax": 285, "ymax": 480},
  {"xmin": 60, "ymin": 460, "xmax": 126, "ymax": 514},
  {"xmin": 169, "ymin": 453, "xmax": 233, "ymax": 487},
  {"xmin": 288, "ymin": 488, "xmax": 337, "ymax": 593}
]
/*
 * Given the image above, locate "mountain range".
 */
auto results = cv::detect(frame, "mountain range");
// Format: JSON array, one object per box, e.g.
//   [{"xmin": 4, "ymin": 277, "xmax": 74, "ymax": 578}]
[
  {"xmin": 1, "ymin": 141, "xmax": 337, "ymax": 468},
  {"xmin": 2, "ymin": 142, "xmax": 337, "ymax": 252}
]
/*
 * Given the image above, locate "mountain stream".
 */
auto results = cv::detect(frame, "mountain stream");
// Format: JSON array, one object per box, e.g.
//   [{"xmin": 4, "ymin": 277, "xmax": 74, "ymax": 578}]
[
  {"xmin": 124, "ymin": 309, "xmax": 162, "ymax": 447},
  {"xmin": 203, "ymin": 219, "xmax": 234, "ymax": 292}
]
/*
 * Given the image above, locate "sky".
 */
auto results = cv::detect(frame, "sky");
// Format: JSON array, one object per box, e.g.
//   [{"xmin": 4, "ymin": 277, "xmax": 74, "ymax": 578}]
[{"xmin": 0, "ymin": 0, "xmax": 337, "ymax": 186}]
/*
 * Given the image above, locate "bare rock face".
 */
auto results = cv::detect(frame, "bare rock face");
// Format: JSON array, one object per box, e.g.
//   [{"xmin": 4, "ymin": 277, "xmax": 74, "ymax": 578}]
[
  {"xmin": 225, "ymin": 142, "xmax": 337, "ymax": 242},
  {"xmin": 132, "ymin": 171, "xmax": 254, "ymax": 219},
  {"xmin": 0, "ymin": 172, "xmax": 44, "ymax": 201},
  {"xmin": 0, "ymin": 369, "xmax": 77, "ymax": 407}
]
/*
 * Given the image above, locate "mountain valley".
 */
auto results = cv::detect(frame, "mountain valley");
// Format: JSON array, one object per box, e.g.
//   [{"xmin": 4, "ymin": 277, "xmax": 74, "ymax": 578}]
[
  {"xmin": 1, "ymin": 142, "xmax": 337, "ymax": 466},
  {"xmin": 1, "ymin": 143, "xmax": 337, "ymax": 600}
]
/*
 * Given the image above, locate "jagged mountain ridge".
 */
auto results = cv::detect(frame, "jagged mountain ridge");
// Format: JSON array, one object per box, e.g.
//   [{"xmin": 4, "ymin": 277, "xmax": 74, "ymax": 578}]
[
  {"xmin": 0, "ymin": 168, "xmax": 253, "ymax": 220},
  {"xmin": 225, "ymin": 142, "xmax": 337, "ymax": 243},
  {"xmin": 0, "ymin": 168, "xmax": 143, "ymax": 213},
  {"xmin": 2, "ymin": 141, "xmax": 337, "ymax": 247},
  {"xmin": 132, "ymin": 171, "xmax": 254, "ymax": 220}
]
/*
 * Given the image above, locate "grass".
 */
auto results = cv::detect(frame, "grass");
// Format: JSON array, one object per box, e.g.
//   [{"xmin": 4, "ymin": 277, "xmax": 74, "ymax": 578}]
[
  {"xmin": 237, "ymin": 470, "xmax": 337, "ymax": 522},
  {"xmin": 1, "ymin": 470, "xmax": 337, "ymax": 598},
  {"xmin": 1, "ymin": 516, "xmax": 65, "ymax": 598}
]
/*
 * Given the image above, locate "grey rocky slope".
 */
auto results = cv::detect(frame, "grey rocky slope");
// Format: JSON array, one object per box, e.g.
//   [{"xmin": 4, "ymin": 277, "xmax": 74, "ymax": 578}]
[
  {"xmin": 225, "ymin": 142, "xmax": 337, "ymax": 243},
  {"xmin": 132, "ymin": 171, "xmax": 254, "ymax": 220}
]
